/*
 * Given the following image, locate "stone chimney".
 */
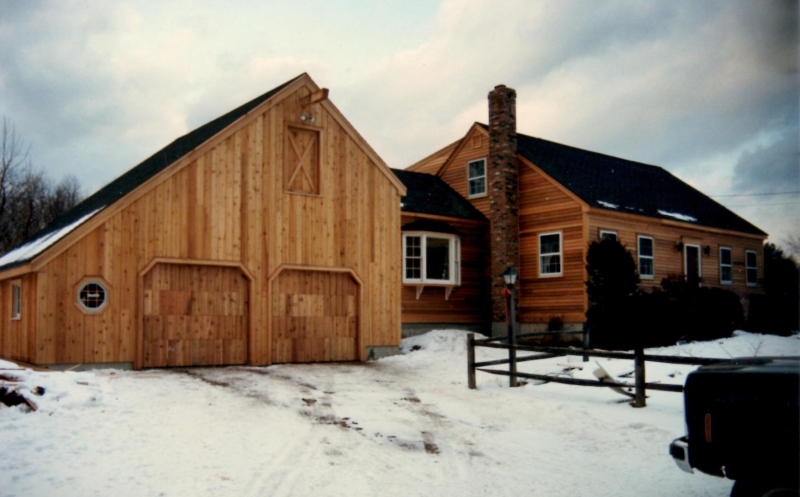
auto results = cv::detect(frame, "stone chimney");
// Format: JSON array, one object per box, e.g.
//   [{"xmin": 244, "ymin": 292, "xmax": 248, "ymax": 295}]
[{"xmin": 488, "ymin": 85, "xmax": 520, "ymax": 333}]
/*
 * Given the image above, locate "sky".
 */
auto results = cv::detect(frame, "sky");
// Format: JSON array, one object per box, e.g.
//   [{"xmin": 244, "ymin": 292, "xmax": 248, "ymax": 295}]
[{"xmin": 0, "ymin": 0, "xmax": 797, "ymax": 248}]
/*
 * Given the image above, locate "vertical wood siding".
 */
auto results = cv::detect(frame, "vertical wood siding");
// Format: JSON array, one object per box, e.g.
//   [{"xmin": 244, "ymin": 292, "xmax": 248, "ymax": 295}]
[{"xmin": 5, "ymin": 83, "xmax": 401, "ymax": 366}]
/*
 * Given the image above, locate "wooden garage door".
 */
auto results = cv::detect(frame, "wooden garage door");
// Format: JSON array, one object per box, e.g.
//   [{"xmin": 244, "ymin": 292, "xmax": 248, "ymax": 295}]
[
  {"xmin": 272, "ymin": 270, "xmax": 358, "ymax": 363},
  {"xmin": 142, "ymin": 264, "xmax": 249, "ymax": 367}
]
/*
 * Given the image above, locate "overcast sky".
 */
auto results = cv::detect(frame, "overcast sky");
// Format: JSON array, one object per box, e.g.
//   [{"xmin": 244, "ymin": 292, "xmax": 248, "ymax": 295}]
[{"xmin": 1, "ymin": 0, "xmax": 797, "ymax": 247}]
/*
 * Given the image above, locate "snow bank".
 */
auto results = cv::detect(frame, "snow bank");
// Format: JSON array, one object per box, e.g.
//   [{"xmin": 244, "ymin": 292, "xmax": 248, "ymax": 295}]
[{"xmin": 657, "ymin": 209, "xmax": 697, "ymax": 222}]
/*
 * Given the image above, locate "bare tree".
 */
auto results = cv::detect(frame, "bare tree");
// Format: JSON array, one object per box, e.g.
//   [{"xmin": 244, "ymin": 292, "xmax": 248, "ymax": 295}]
[{"xmin": 0, "ymin": 118, "xmax": 84, "ymax": 254}]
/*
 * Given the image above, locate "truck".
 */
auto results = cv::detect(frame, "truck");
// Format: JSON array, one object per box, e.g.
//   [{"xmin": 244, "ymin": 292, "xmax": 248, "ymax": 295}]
[{"xmin": 669, "ymin": 356, "xmax": 800, "ymax": 497}]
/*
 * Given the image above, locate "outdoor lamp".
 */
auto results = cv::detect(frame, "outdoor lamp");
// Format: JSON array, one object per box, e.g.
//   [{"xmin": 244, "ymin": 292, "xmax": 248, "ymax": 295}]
[{"xmin": 502, "ymin": 266, "xmax": 518, "ymax": 287}]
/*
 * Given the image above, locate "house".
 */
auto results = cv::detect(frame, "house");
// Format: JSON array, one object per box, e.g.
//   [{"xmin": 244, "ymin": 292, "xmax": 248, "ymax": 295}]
[
  {"xmin": 0, "ymin": 73, "xmax": 406, "ymax": 369},
  {"xmin": 400, "ymin": 84, "xmax": 767, "ymax": 336}
]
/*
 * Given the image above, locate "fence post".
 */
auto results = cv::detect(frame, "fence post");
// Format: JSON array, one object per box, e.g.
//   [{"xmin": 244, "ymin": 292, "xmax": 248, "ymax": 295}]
[
  {"xmin": 467, "ymin": 333, "xmax": 477, "ymax": 389},
  {"xmin": 633, "ymin": 346, "xmax": 646, "ymax": 408}
]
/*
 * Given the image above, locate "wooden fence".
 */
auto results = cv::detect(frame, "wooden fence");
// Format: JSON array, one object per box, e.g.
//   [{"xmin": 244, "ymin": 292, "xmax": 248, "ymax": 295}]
[{"xmin": 467, "ymin": 331, "xmax": 724, "ymax": 408}]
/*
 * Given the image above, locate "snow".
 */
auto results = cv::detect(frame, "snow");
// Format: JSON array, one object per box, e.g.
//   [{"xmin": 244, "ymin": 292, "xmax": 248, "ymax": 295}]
[
  {"xmin": 2, "ymin": 330, "xmax": 798, "ymax": 497},
  {"xmin": 0, "ymin": 208, "xmax": 104, "ymax": 267},
  {"xmin": 597, "ymin": 200, "xmax": 619, "ymax": 209},
  {"xmin": 657, "ymin": 209, "xmax": 697, "ymax": 223}
]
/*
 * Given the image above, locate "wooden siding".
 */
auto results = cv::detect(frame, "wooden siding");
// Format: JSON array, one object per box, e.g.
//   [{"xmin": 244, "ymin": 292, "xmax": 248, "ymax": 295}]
[
  {"xmin": 406, "ymin": 139, "xmax": 461, "ymax": 175},
  {"xmin": 0, "ymin": 274, "xmax": 37, "ymax": 362},
  {"xmin": 142, "ymin": 264, "xmax": 249, "ymax": 367},
  {"xmin": 4, "ymin": 80, "xmax": 401, "ymax": 366},
  {"xmin": 438, "ymin": 127, "xmax": 491, "ymax": 216},
  {"xmin": 400, "ymin": 215, "xmax": 490, "ymax": 325},
  {"xmin": 271, "ymin": 269, "xmax": 358, "ymax": 363},
  {"xmin": 587, "ymin": 210, "xmax": 765, "ymax": 304},
  {"xmin": 518, "ymin": 162, "xmax": 586, "ymax": 324}
]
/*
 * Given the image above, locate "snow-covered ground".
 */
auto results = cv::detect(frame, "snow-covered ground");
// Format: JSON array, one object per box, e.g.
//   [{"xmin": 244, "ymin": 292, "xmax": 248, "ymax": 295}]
[{"xmin": 1, "ymin": 330, "xmax": 798, "ymax": 497}]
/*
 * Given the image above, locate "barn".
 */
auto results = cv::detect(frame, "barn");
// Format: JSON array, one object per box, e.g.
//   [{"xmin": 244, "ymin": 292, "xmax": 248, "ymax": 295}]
[{"xmin": 0, "ymin": 73, "xmax": 405, "ymax": 369}]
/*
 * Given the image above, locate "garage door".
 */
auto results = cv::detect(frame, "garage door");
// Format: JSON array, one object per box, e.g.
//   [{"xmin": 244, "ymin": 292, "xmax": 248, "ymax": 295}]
[
  {"xmin": 271, "ymin": 270, "xmax": 358, "ymax": 363},
  {"xmin": 142, "ymin": 264, "xmax": 249, "ymax": 367}
]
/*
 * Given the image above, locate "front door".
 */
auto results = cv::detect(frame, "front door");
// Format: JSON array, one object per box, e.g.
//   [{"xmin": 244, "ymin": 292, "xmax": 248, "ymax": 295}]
[{"xmin": 685, "ymin": 245, "xmax": 701, "ymax": 287}]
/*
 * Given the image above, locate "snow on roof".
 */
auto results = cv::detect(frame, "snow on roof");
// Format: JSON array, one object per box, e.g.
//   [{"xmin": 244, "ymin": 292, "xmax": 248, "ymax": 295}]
[
  {"xmin": 596, "ymin": 200, "xmax": 619, "ymax": 209},
  {"xmin": 0, "ymin": 208, "xmax": 105, "ymax": 267},
  {"xmin": 657, "ymin": 209, "xmax": 697, "ymax": 223}
]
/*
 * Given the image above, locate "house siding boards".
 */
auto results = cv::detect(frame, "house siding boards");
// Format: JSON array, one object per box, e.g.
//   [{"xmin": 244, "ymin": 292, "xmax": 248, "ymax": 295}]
[
  {"xmin": 399, "ymin": 214, "xmax": 490, "ymax": 326},
  {"xmin": 438, "ymin": 126, "xmax": 491, "ymax": 216},
  {"xmin": 406, "ymin": 139, "xmax": 461, "ymax": 175},
  {"xmin": 0, "ymin": 274, "xmax": 37, "ymax": 363},
  {"xmin": 0, "ymin": 76, "xmax": 402, "ymax": 367},
  {"xmin": 519, "ymin": 163, "xmax": 586, "ymax": 324},
  {"xmin": 586, "ymin": 211, "xmax": 765, "ymax": 303}
]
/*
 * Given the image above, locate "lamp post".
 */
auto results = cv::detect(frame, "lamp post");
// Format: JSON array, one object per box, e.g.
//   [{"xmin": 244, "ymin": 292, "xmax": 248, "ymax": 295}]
[{"xmin": 502, "ymin": 266, "xmax": 518, "ymax": 387}]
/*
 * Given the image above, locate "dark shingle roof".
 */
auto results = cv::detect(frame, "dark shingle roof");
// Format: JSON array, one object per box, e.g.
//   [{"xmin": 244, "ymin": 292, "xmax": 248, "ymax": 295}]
[
  {"xmin": 504, "ymin": 126, "xmax": 766, "ymax": 236},
  {"xmin": 0, "ymin": 74, "xmax": 303, "ymax": 272},
  {"xmin": 392, "ymin": 169, "xmax": 487, "ymax": 222}
]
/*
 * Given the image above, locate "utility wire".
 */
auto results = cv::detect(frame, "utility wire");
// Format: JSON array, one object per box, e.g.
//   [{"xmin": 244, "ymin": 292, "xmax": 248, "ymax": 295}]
[{"xmin": 711, "ymin": 191, "xmax": 800, "ymax": 198}]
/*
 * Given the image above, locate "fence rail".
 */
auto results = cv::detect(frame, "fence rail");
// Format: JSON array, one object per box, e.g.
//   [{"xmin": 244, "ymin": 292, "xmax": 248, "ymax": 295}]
[{"xmin": 467, "ymin": 332, "xmax": 725, "ymax": 407}]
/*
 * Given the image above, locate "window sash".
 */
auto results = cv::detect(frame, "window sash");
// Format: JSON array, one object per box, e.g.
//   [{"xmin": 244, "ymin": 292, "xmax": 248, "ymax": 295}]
[
  {"xmin": 719, "ymin": 247, "xmax": 733, "ymax": 284},
  {"xmin": 745, "ymin": 250, "xmax": 758, "ymax": 286},
  {"xmin": 539, "ymin": 232, "xmax": 562, "ymax": 276},
  {"xmin": 467, "ymin": 159, "xmax": 486, "ymax": 197},
  {"xmin": 599, "ymin": 230, "xmax": 617, "ymax": 241},
  {"xmin": 638, "ymin": 236, "xmax": 654, "ymax": 278},
  {"xmin": 403, "ymin": 233, "xmax": 460, "ymax": 285}
]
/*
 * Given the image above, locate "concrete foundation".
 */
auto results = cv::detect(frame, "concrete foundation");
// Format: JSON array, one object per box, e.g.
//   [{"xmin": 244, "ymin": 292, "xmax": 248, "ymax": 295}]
[
  {"xmin": 401, "ymin": 323, "xmax": 484, "ymax": 339},
  {"xmin": 491, "ymin": 321, "xmax": 584, "ymax": 338},
  {"xmin": 365, "ymin": 346, "xmax": 400, "ymax": 361},
  {"xmin": 44, "ymin": 362, "xmax": 134, "ymax": 372}
]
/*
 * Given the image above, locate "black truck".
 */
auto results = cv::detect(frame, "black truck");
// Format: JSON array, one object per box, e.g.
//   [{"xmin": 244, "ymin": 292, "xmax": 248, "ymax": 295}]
[{"xmin": 669, "ymin": 357, "xmax": 800, "ymax": 497}]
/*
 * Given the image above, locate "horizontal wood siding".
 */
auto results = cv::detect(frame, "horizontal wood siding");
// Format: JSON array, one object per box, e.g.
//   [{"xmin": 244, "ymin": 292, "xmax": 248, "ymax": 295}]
[
  {"xmin": 438, "ymin": 127, "xmax": 491, "ymax": 216},
  {"xmin": 14, "ymin": 80, "xmax": 401, "ymax": 366},
  {"xmin": 587, "ymin": 211, "xmax": 765, "ymax": 304},
  {"xmin": 518, "ymin": 163, "xmax": 586, "ymax": 324},
  {"xmin": 406, "ymin": 140, "xmax": 460, "ymax": 175},
  {"xmin": 400, "ymin": 215, "xmax": 490, "ymax": 325}
]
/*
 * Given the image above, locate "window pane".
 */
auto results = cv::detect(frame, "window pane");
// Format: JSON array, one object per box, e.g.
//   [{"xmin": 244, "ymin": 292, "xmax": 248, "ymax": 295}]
[
  {"xmin": 425, "ymin": 237, "xmax": 450, "ymax": 280},
  {"xmin": 600, "ymin": 232, "xmax": 617, "ymax": 241},
  {"xmin": 720, "ymin": 248, "xmax": 731, "ymax": 265},
  {"xmin": 468, "ymin": 177, "xmax": 485, "ymax": 195},
  {"xmin": 468, "ymin": 160, "xmax": 485, "ymax": 179},
  {"xmin": 639, "ymin": 258, "xmax": 653, "ymax": 277},
  {"xmin": 540, "ymin": 234, "xmax": 560, "ymax": 254},
  {"xmin": 721, "ymin": 266, "xmax": 732, "ymax": 282},
  {"xmin": 639, "ymin": 237, "xmax": 653, "ymax": 257},
  {"xmin": 746, "ymin": 251, "xmax": 756, "ymax": 267},
  {"xmin": 747, "ymin": 268, "xmax": 757, "ymax": 285},
  {"xmin": 541, "ymin": 255, "xmax": 561, "ymax": 274}
]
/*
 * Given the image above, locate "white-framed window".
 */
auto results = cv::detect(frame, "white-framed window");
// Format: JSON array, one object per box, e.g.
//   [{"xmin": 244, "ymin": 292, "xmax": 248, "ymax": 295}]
[
  {"xmin": 599, "ymin": 230, "xmax": 617, "ymax": 241},
  {"xmin": 11, "ymin": 281, "xmax": 21, "ymax": 320},
  {"xmin": 77, "ymin": 280, "xmax": 109, "ymax": 312},
  {"xmin": 745, "ymin": 250, "xmax": 758, "ymax": 287},
  {"xmin": 719, "ymin": 247, "xmax": 733, "ymax": 285},
  {"xmin": 467, "ymin": 159, "xmax": 486, "ymax": 197},
  {"xmin": 638, "ymin": 236, "xmax": 654, "ymax": 279},
  {"xmin": 539, "ymin": 232, "xmax": 562, "ymax": 277},
  {"xmin": 402, "ymin": 233, "xmax": 460, "ymax": 285}
]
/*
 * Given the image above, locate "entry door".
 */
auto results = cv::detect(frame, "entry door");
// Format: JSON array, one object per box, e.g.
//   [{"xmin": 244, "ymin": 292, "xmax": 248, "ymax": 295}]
[
  {"xmin": 684, "ymin": 245, "xmax": 701, "ymax": 287},
  {"xmin": 142, "ymin": 264, "xmax": 249, "ymax": 367}
]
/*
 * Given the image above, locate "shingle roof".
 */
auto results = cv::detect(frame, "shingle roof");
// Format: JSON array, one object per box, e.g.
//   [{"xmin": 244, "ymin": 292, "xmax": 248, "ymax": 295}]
[
  {"xmin": 392, "ymin": 169, "xmax": 487, "ymax": 222},
  {"xmin": 477, "ymin": 123, "xmax": 765, "ymax": 236},
  {"xmin": 0, "ymin": 74, "xmax": 303, "ymax": 272}
]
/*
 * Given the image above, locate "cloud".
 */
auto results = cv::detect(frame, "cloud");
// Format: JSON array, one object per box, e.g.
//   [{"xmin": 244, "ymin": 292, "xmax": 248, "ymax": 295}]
[{"xmin": 732, "ymin": 131, "xmax": 799, "ymax": 194}]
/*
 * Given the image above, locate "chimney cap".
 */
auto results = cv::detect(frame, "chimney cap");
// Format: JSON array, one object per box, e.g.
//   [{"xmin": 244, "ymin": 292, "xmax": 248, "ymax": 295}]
[{"xmin": 494, "ymin": 84, "xmax": 507, "ymax": 90}]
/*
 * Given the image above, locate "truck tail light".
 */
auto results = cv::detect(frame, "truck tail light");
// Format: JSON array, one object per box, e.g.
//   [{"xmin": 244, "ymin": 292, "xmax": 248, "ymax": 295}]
[{"xmin": 704, "ymin": 413, "xmax": 712, "ymax": 443}]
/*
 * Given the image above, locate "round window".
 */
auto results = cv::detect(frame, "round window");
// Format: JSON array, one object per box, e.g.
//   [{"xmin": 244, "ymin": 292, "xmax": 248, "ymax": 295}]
[{"xmin": 78, "ymin": 282, "xmax": 107, "ymax": 311}]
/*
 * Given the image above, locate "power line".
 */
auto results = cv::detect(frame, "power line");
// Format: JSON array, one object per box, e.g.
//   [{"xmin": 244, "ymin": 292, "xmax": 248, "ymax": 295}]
[
  {"xmin": 711, "ymin": 191, "xmax": 800, "ymax": 198},
  {"xmin": 723, "ymin": 202, "xmax": 800, "ymax": 207}
]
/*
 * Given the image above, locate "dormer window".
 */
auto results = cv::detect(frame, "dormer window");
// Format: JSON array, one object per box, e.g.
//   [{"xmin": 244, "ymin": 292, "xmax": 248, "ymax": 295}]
[{"xmin": 467, "ymin": 159, "xmax": 486, "ymax": 197}]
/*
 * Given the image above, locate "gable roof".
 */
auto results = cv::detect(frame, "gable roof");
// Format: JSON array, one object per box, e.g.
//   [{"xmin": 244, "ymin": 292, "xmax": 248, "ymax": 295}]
[
  {"xmin": 0, "ymin": 74, "xmax": 304, "ymax": 272},
  {"xmin": 392, "ymin": 169, "xmax": 487, "ymax": 222},
  {"xmin": 474, "ymin": 123, "xmax": 766, "ymax": 236}
]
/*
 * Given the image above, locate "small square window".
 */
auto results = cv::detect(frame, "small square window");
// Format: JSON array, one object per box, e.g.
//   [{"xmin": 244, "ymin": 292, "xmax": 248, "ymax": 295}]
[
  {"xmin": 467, "ymin": 159, "xmax": 486, "ymax": 197},
  {"xmin": 539, "ymin": 232, "xmax": 562, "ymax": 277},
  {"xmin": 600, "ymin": 230, "xmax": 617, "ymax": 241}
]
